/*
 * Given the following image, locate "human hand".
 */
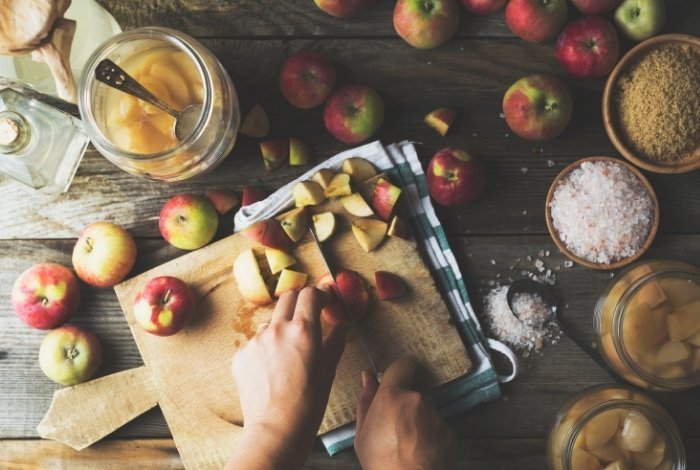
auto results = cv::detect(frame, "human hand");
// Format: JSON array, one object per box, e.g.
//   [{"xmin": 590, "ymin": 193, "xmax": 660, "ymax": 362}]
[
  {"xmin": 354, "ymin": 357, "xmax": 457, "ymax": 470},
  {"xmin": 227, "ymin": 287, "xmax": 348, "ymax": 470}
]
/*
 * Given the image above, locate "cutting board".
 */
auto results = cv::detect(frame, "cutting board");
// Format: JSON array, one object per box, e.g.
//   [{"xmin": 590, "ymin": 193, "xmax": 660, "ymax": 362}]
[{"xmin": 38, "ymin": 194, "xmax": 471, "ymax": 470}]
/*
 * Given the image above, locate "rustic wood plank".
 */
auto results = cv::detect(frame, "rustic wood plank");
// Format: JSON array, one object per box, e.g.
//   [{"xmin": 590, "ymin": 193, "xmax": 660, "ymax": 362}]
[{"xmin": 96, "ymin": 0, "xmax": 700, "ymax": 39}]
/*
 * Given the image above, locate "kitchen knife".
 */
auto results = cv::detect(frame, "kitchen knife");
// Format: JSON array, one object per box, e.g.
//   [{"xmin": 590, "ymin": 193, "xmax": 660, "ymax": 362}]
[{"xmin": 309, "ymin": 227, "xmax": 381, "ymax": 378}]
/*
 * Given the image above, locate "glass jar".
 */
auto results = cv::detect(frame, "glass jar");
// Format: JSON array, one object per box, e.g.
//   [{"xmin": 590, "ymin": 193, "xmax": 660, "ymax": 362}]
[
  {"xmin": 594, "ymin": 260, "xmax": 700, "ymax": 391},
  {"xmin": 547, "ymin": 385, "xmax": 685, "ymax": 470},
  {"xmin": 78, "ymin": 27, "xmax": 239, "ymax": 181}
]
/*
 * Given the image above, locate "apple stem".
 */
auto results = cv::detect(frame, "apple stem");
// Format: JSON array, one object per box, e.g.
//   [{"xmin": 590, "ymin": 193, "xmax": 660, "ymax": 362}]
[
  {"xmin": 632, "ymin": 7, "xmax": 640, "ymax": 19},
  {"xmin": 423, "ymin": 0, "xmax": 433, "ymax": 11},
  {"xmin": 41, "ymin": 297, "xmax": 49, "ymax": 306},
  {"xmin": 85, "ymin": 237, "xmax": 94, "ymax": 253},
  {"xmin": 162, "ymin": 289, "xmax": 171, "ymax": 305},
  {"xmin": 545, "ymin": 102, "xmax": 558, "ymax": 113},
  {"xmin": 64, "ymin": 347, "xmax": 79, "ymax": 360}
]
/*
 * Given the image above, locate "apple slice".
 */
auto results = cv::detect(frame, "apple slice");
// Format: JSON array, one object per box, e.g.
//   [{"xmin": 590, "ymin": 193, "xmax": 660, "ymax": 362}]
[
  {"xmin": 324, "ymin": 172, "xmax": 352, "ymax": 198},
  {"xmin": 687, "ymin": 329, "xmax": 700, "ymax": 347},
  {"xmin": 316, "ymin": 270, "xmax": 369, "ymax": 323},
  {"xmin": 424, "ymin": 107, "xmax": 456, "ymax": 136},
  {"xmin": 312, "ymin": 212, "xmax": 336, "ymax": 242},
  {"xmin": 240, "ymin": 104, "xmax": 270, "ymax": 138},
  {"xmin": 274, "ymin": 269, "xmax": 308, "ymax": 297},
  {"xmin": 277, "ymin": 207, "xmax": 308, "ymax": 242},
  {"xmin": 311, "ymin": 168, "xmax": 336, "ymax": 189},
  {"xmin": 204, "ymin": 189, "xmax": 240, "ymax": 215},
  {"xmin": 656, "ymin": 341, "xmax": 690, "ymax": 364},
  {"xmin": 388, "ymin": 215, "xmax": 410, "ymax": 239},
  {"xmin": 342, "ymin": 157, "xmax": 378, "ymax": 183},
  {"xmin": 289, "ymin": 137, "xmax": 314, "ymax": 166},
  {"xmin": 375, "ymin": 271, "xmax": 407, "ymax": 300},
  {"xmin": 293, "ymin": 181, "xmax": 326, "ymax": 207},
  {"xmin": 233, "ymin": 249, "xmax": 273, "ymax": 305},
  {"xmin": 352, "ymin": 218, "xmax": 388, "ymax": 252},
  {"xmin": 242, "ymin": 185, "xmax": 267, "ymax": 207},
  {"xmin": 666, "ymin": 300, "xmax": 700, "ymax": 341},
  {"xmin": 260, "ymin": 139, "xmax": 289, "ymax": 172},
  {"xmin": 242, "ymin": 219, "xmax": 292, "ymax": 251},
  {"xmin": 265, "ymin": 248, "xmax": 296, "ymax": 275},
  {"xmin": 341, "ymin": 193, "xmax": 374, "ymax": 217},
  {"xmin": 373, "ymin": 177, "xmax": 402, "ymax": 221}
]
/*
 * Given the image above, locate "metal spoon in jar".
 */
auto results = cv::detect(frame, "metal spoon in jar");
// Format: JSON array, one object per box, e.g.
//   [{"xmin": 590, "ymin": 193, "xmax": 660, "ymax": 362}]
[{"xmin": 94, "ymin": 58, "xmax": 202, "ymax": 141}]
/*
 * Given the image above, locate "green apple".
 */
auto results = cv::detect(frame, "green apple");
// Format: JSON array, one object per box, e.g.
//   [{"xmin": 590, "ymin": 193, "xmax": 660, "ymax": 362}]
[
  {"xmin": 159, "ymin": 194, "xmax": 219, "ymax": 250},
  {"xmin": 615, "ymin": 0, "xmax": 666, "ymax": 42},
  {"xmin": 39, "ymin": 326, "xmax": 102, "ymax": 386}
]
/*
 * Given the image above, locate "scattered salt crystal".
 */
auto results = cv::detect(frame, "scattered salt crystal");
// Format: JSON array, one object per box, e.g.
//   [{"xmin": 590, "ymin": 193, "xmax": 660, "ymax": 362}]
[
  {"xmin": 499, "ymin": 112, "xmax": 505, "ymax": 119},
  {"xmin": 535, "ymin": 259, "xmax": 544, "ymax": 269},
  {"xmin": 472, "ymin": 132, "xmax": 478, "ymax": 137},
  {"xmin": 505, "ymin": 133, "xmax": 510, "ymax": 138},
  {"xmin": 564, "ymin": 260, "xmax": 574, "ymax": 268},
  {"xmin": 522, "ymin": 210, "xmax": 528, "ymax": 216},
  {"xmin": 610, "ymin": 273, "xmax": 615, "ymax": 278},
  {"xmin": 520, "ymin": 167, "xmax": 528, "ymax": 174},
  {"xmin": 490, "ymin": 259, "xmax": 496, "ymax": 265},
  {"xmin": 427, "ymin": 61, "xmax": 432, "ymax": 65},
  {"xmin": 547, "ymin": 160, "xmax": 556, "ymax": 168},
  {"xmin": 527, "ymin": 256, "xmax": 532, "ymax": 261},
  {"xmin": 545, "ymin": 250, "xmax": 550, "ymax": 256},
  {"xmin": 509, "ymin": 266, "xmax": 514, "ymax": 270}
]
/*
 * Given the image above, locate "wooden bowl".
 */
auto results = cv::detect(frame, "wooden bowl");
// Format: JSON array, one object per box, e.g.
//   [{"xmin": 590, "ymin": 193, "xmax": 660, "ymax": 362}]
[
  {"xmin": 545, "ymin": 156, "xmax": 660, "ymax": 270},
  {"xmin": 603, "ymin": 34, "xmax": 700, "ymax": 174}
]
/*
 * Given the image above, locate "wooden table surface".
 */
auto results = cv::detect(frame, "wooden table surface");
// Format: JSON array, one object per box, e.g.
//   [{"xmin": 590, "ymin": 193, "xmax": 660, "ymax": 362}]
[{"xmin": 1, "ymin": 1, "xmax": 699, "ymax": 468}]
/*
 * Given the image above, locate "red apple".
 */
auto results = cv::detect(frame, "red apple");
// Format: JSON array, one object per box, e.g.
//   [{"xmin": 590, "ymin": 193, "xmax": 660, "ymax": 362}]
[
  {"xmin": 205, "ymin": 189, "xmax": 240, "ymax": 215},
  {"xmin": 375, "ymin": 271, "xmax": 408, "ymax": 300},
  {"xmin": 279, "ymin": 51, "xmax": 337, "ymax": 109},
  {"xmin": 39, "ymin": 325, "xmax": 102, "ymax": 386},
  {"xmin": 242, "ymin": 219, "xmax": 293, "ymax": 251},
  {"xmin": 314, "ymin": 0, "xmax": 376, "ymax": 17},
  {"xmin": 316, "ymin": 270, "xmax": 369, "ymax": 324},
  {"xmin": 555, "ymin": 15, "xmax": 620, "ymax": 78},
  {"xmin": 323, "ymin": 84, "xmax": 384, "ymax": 145},
  {"xmin": 461, "ymin": 0, "xmax": 507, "ymax": 16},
  {"xmin": 72, "ymin": 222, "xmax": 137, "ymax": 288},
  {"xmin": 259, "ymin": 139, "xmax": 289, "ymax": 173},
  {"xmin": 427, "ymin": 148, "xmax": 486, "ymax": 207},
  {"xmin": 133, "ymin": 276, "xmax": 196, "ymax": 336},
  {"xmin": 159, "ymin": 194, "xmax": 219, "ymax": 251},
  {"xmin": 242, "ymin": 185, "xmax": 268, "ymax": 207},
  {"xmin": 393, "ymin": 0, "xmax": 459, "ymax": 50},
  {"xmin": 572, "ymin": 0, "xmax": 622, "ymax": 14},
  {"xmin": 372, "ymin": 177, "xmax": 403, "ymax": 221},
  {"xmin": 505, "ymin": 0, "xmax": 568, "ymax": 43},
  {"xmin": 502, "ymin": 74, "xmax": 573, "ymax": 141},
  {"xmin": 12, "ymin": 263, "xmax": 80, "ymax": 330}
]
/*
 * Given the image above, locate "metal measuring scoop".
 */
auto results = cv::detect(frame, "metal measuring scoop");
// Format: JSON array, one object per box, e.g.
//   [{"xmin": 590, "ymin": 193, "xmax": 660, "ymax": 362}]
[{"xmin": 95, "ymin": 59, "xmax": 202, "ymax": 141}]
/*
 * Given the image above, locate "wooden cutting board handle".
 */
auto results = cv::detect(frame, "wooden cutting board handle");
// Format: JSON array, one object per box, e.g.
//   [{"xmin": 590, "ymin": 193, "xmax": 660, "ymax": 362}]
[{"xmin": 37, "ymin": 366, "xmax": 158, "ymax": 451}]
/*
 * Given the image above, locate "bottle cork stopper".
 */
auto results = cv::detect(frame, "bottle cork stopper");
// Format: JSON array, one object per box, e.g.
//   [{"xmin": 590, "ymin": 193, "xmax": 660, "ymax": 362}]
[{"xmin": 0, "ymin": 117, "xmax": 20, "ymax": 146}]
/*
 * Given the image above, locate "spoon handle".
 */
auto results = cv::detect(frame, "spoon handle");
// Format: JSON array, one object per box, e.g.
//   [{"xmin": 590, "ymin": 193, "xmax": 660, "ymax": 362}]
[{"xmin": 95, "ymin": 59, "xmax": 180, "ymax": 117}]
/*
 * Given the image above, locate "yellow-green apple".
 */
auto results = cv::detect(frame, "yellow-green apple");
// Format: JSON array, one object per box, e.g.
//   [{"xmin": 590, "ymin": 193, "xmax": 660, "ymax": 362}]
[
  {"xmin": 572, "ymin": 0, "xmax": 622, "ymax": 14},
  {"xmin": 12, "ymin": 263, "xmax": 80, "ymax": 330},
  {"xmin": 205, "ymin": 190, "xmax": 239, "ymax": 215},
  {"xmin": 259, "ymin": 139, "xmax": 289, "ymax": 173},
  {"xmin": 324, "ymin": 172, "xmax": 352, "ymax": 198},
  {"xmin": 372, "ymin": 177, "xmax": 402, "ymax": 221},
  {"xmin": 424, "ymin": 107, "xmax": 457, "ymax": 136},
  {"xmin": 393, "ymin": 0, "xmax": 459, "ymax": 50},
  {"xmin": 502, "ymin": 74, "xmax": 573, "ymax": 141},
  {"xmin": 311, "ymin": 169, "xmax": 336, "ymax": 189},
  {"xmin": 277, "ymin": 207, "xmax": 308, "ymax": 242},
  {"xmin": 159, "ymin": 194, "xmax": 219, "ymax": 251},
  {"xmin": 39, "ymin": 325, "xmax": 102, "ymax": 386},
  {"xmin": 342, "ymin": 193, "xmax": 375, "ymax": 217},
  {"xmin": 242, "ymin": 219, "xmax": 292, "ymax": 251},
  {"xmin": 375, "ymin": 271, "xmax": 408, "ymax": 300},
  {"xmin": 289, "ymin": 137, "xmax": 314, "ymax": 166},
  {"xmin": 314, "ymin": 0, "xmax": 376, "ymax": 17},
  {"xmin": 279, "ymin": 51, "xmax": 336, "ymax": 109},
  {"xmin": 312, "ymin": 212, "xmax": 336, "ymax": 242},
  {"xmin": 342, "ymin": 157, "xmax": 377, "ymax": 184},
  {"xmin": 461, "ymin": 0, "xmax": 507, "ymax": 15},
  {"xmin": 233, "ymin": 249, "xmax": 273, "ymax": 306},
  {"xmin": 240, "ymin": 104, "xmax": 269, "ymax": 138},
  {"xmin": 427, "ymin": 148, "xmax": 486, "ymax": 206},
  {"xmin": 265, "ymin": 248, "xmax": 297, "ymax": 275},
  {"xmin": 316, "ymin": 270, "xmax": 369, "ymax": 324},
  {"xmin": 388, "ymin": 215, "xmax": 410, "ymax": 239},
  {"xmin": 242, "ymin": 185, "xmax": 267, "ymax": 207},
  {"xmin": 293, "ymin": 181, "xmax": 326, "ymax": 207},
  {"xmin": 72, "ymin": 221, "xmax": 137, "ymax": 288},
  {"xmin": 323, "ymin": 84, "xmax": 384, "ymax": 144},
  {"xmin": 352, "ymin": 218, "xmax": 388, "ymax": 252},
  {"xmin": 133, "ymin": 276, "xmax": 196, "ymax": 336},
  {"xmin": 614, "ymin": 0, "xmax": 666, "ymax": 42},
  {"xmin": 556, "ymin": 16, "xmax": 620, "ymax": 78},
  {"xmin": 505, "ymin": 0, "xmax": 567, "ymax": 43},
  {"xmin": 274, "ymin": 269, "xmax": 308, "ymax": 297}
]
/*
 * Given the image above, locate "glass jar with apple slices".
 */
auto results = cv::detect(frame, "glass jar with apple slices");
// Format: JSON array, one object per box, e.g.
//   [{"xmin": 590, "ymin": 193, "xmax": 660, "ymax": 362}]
[
  {"xmin": 547, "ymin": 385, "xmax": 685, "ymax": 470},
  {"xmin": 594, "ymin": 260, "xmax": 700, "ymax": 391}
]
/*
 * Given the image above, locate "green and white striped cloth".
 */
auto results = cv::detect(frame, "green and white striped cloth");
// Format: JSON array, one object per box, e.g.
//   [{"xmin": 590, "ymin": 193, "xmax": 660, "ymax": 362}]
[{"xmin": 234, "ymin": 141, "xmax": 516, "ymax": 456}]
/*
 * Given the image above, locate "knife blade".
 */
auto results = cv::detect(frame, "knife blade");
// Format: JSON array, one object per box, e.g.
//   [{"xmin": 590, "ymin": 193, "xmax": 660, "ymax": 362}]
[{"xmin": 309, "ymin": 227, "xmax": 381, "ymax": 378}]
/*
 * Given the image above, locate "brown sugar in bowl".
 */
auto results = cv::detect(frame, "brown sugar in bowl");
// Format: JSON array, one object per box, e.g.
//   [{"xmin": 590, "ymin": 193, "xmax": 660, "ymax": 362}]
[
  {"xmin": 545, "ymin": 157, "xmax": 660, "ymax": 270},
  {"xmin": 603, "ymin": 34, "xmax": 700, "ymax": 174}
]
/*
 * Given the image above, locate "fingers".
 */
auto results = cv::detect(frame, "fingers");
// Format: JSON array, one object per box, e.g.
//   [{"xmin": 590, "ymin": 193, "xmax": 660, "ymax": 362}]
[
  {"xmin": 270, "ymin": 289, "xmax": 298, "ymax": 324},
  {"xmin": 378, "ymin": 356, "xmax": 416, "ymax": 391},
  {"xmin": 321, "ymin": 321, "xmax": 349, "ymax": 373},
  {"xmin": 293, "ymin": 287, "xmax": 326, "ymax": 325},
  {"xmin": 355, "ymin": 369, "xmax": 379, "ymax": 432}
]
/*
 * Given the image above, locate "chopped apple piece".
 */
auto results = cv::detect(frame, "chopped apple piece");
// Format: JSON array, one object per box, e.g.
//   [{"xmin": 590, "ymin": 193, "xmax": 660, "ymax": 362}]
[
  {"xmin": 388, "ymin": 215, "xmax": 410, "ymax": 239},
  {"xmin": 342, "ymin": 157, "xmax": 378, "ymax": 183},
  {"xmin": 372, "ymin": 177, "xmax": 402, "ymax": 221},
  {"xmin": 375, "ymin": 271, "xmax": 407, "ymax": 300},
  {"xmin": 635, "ymin": 279, "xmax": 667, "ymax": 309},
  {"xmin": 687, "ymin": 328, "xmax": 700, "ymax": 347},
  {"xmin": 585, "ymin": 410, "xmax": 619, "ymax": 450},
  {"xmin": 622, "ymin": 301, "xmax": 668, "ymax": 351},
  {"xmin": 341, "ymin": 193, "xmax": 374, "ymax": 217},
  {"xmin": 242, "ymin": 219, "xmax": 292, "ymax": 251},
  {"xmin": 289, "ymin": 137, "xmax": 313, "ymax": 166},
  {"xmin": 242, "ymin": 185, "xmax": 267, "ymax": 207},
  {"xmin": 260, "ymin": 139, "xmax": 288, "ymax": 172},
  {"xmin": 590, "ymin": 444, "xmax": 626, "ymax": 463},
  {"xmin": 324, "ymin": 172, "xmax": 352, "ymax": 198},
  {"xmin": 631, "ymin": 435, "xmax": 666, "ymax": 468},
  {"xmin": 233, "ymin": 249, "xmax": 272, "ymax": 305},
  {"xmin": 274, "ymin": 269, "xmax": 308, "ymax": 297},
  {"xmin": 240, "ymin": 104, "xmax": 269, "ymax": 138},
  {"xmin": 666, "ymin": 299, "xmax": 700, "ymax": 341},
  {"xmin": 656, "ymin": 341, "xmax": 690, "ymax": 364},
  {"xmin": 293, "ymin": 181, "xmax": 326, "ymax": 207},
  {"xmin": 619, "ymin": 411, "xmax": 656, "ymax": 453},
  {"xmin": 661, "ymin": 278, "xmax": 700, "ymax": 308},
  {"xmin": 571, "ymin": 448, "xmax": 601, "ymax": 470},
  {"xmin": 277, "ymin": 207, "xmax": 308, "ymax": 242},
  {"xmin": 311, "ymin": 168, "xmax": 336, "ymax": 189},
  {"xmin": 351, "ymin": 218, "xmax": 387, "ymax": 252},
  {"xmin": 204, "ymin": 189, "xmax": 239, "ymax": 215},
  {"xmin": 424, "ymin": 107, "xmax": 457, "ymax": 136},
  {"xmin": 656, "ymin": 363, "xmax": 687, "ymax": 379},
  {"xmin": 312, "ymin": 212, "xmax": 336, "ymax": 242},
  {"xmin": 264, "ymin": 248, "xmax": 296, "ymax": 275}
]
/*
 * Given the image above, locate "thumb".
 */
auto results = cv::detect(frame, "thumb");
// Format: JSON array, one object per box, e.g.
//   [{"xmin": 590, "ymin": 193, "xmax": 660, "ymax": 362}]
[{"xmin": 355, "ymin": 369, "xmax": 379, "ymax": 432}]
